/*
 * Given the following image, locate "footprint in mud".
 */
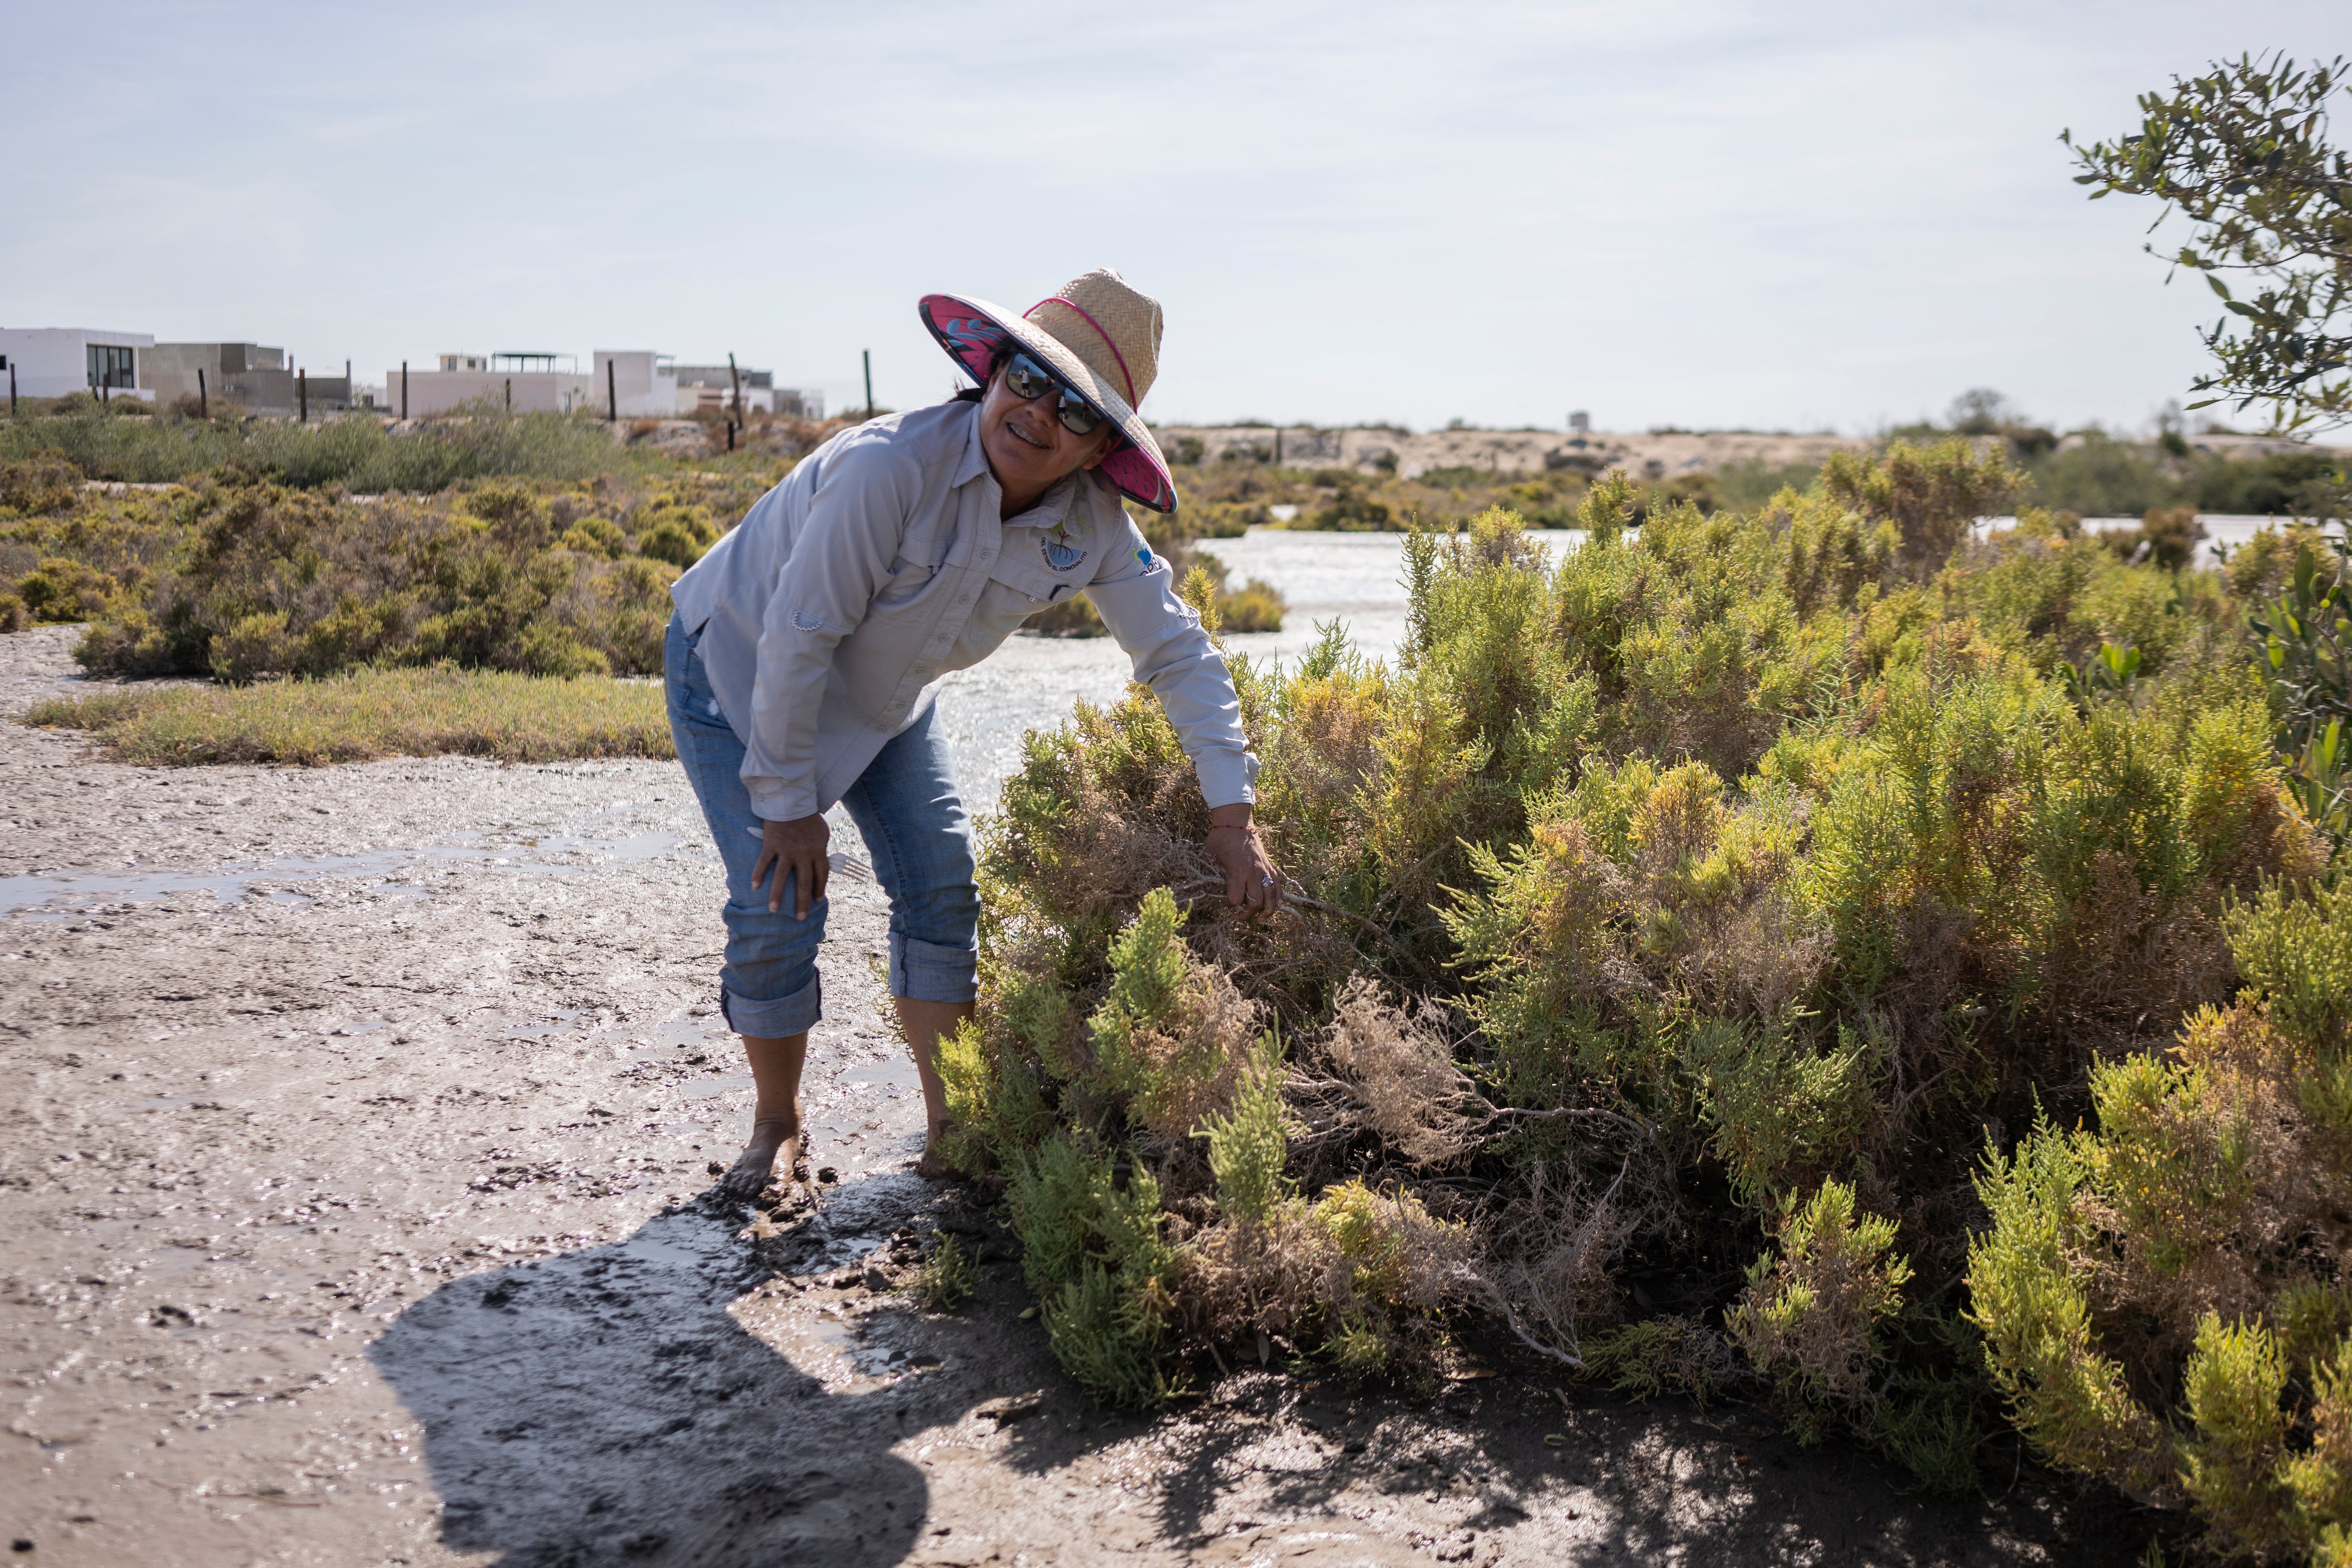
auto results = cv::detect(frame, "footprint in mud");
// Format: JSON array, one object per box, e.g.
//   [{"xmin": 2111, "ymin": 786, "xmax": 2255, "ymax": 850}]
[{"xmin": 371, "ymin": 1207, "xmax": 931, "ymax": 1566}]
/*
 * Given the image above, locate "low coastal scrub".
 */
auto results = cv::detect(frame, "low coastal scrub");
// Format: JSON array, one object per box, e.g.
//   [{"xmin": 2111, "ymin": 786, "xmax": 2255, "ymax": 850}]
[
  {"xmin": 944, "ymin": 443, "xmax": 2352, "ymax": 1548},
  {"xmin": 2, "ymin": 434, "xmax": 1285, "ymax": 662},
  {"xmin": 0, "ymin": 469, "xmax": 768, "ymax": 680},
  {"xmin": 1168, "ymin": 454, "xmax": 1590, "ymax": 535},
  {"xmin": 1158, "ymin": 411, "xmax": 2349, "ymax": 535},
  {"xmin": 0, "ymin": 401, "xmax": 643, "ymax": 491},
  {"xmin": 24, "ymin": 666, "xmax": 671, "ymax": 765}
]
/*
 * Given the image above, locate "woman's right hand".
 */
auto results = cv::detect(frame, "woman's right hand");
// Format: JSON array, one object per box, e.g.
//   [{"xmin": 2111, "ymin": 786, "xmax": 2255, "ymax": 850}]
[{"xmin": 753, "ymin": 814, "xmax": 830, "ymax": 918}]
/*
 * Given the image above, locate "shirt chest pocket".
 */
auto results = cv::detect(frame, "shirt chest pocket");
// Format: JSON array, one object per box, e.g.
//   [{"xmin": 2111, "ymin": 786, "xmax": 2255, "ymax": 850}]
[
  {"xmin": 993, "ymin": 532, "xmax": 1089, "ymax": 606},
  {"xmin": 875, "ymin": 527, "xmax": 954, "ymax": 607}
]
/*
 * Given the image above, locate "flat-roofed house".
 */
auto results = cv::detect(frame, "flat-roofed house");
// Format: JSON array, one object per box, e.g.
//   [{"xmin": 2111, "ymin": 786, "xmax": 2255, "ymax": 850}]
[
  {"xmin": 386, "ymin": 350, "xmax": 678, "ymax": 419},
  {"xmin": 667, "ymin": 366, "xmax": 825, "ymax": 419},
  {"xmin": 0, "ymin": 327, "xmax": 156, "ymax": 400},
  {"xmin": 144, "ymin": 343, "xmax": 314, "ymax": 414}
]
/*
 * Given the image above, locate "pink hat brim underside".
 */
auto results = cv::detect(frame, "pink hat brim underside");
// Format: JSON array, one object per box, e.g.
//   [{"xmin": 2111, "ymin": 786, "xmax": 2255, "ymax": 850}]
[{"xmin": 918, "ymin": 294, "xmax": 1177, "ymax": 514}]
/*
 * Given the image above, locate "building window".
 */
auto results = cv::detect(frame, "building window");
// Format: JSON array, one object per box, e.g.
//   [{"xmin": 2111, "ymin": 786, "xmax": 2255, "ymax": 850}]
[{"xmin": 87, "ymin": 344, "xmax": 135, "ymax": 390}]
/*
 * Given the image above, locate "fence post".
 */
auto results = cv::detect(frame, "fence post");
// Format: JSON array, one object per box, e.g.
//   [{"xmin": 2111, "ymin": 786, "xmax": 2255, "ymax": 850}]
[
  {"xmin": 401, "ymin": 362, "xmax": 409, "ymax": 421},
  {"xmin": 504, "ymin": 378, "xmax": 511, "ymax": 414},
  {"xmin": 8, "ymin": 363, "xmax": 15, "ymax": 416},
  {"xmin": 728, "ymin": 352, "xmax": 741, "ymax": 423},
  {"xmin": 863, "ymin": 350, "xmax": 874, "ymax": 420},
  {"xmin": 198, "ymin": 366, "xmax": 207, "ymax": 420},
  {"xmin": 607, "ymin": 359, "xmax": 617, "ymax": 422},
  {"xmin": 299, "ymin": 368, "xmax": 308, "ymax": 423}
]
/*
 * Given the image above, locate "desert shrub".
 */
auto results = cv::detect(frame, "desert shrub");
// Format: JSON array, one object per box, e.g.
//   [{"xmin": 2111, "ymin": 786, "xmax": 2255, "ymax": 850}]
[
  {"xmin": 1968, "ymin": 878, "xmax": 2352, "ymax": 1558},
  {"xmin": 2025, "ymin": 431, "xmax": 2188, "ymax": 517},
  {"xmin": 1217, "ymin": 577, "xmax": 1285, "ymax": 633},
  {"xmin": 0, "ymin": 457, "xmax": 82, "ymax": 516},
  {"xmin": 1006, "ymin": 1130, "xmax": 1182, "ymax": 1408},
  {"xmin": 1729, "ymin": 1179, "xmax": 1913, "ymax": 1442},
  {"xmin": 52, "ymin": 478, "xmax": 684, "ymax": 679},
  {"xmin": 1311, "ymin": 473, "xmax": 1396, "ymax": 531},
  {"xmin": 2143, "ymin": 505, "xmax": 2210, "ymax": 571},
  {"xmin": 1582, "ymin": 1316, "xmax": 1740, "ymax": 1404},
  {"xmin": 635, "ymin": 496, "xmax": 718, "ymax": 568},
  {"xmin": 1196, "ymin": 1031, "xmax": 1295, "ymax": 1223},
  {"xmin": 15, "ymin": 556, "xmax": 120, "ymax": 621},
  {"xmin": 1819, "ymin": 438, "xmax": 2024, "ymax": 579},
  {"xmin": 0, "ymin": 404, "xmax": 633, "ymax": 490},
  {"xmin": 973, "ymin": 453, "xmax": 2334, "ymax": 1494}
]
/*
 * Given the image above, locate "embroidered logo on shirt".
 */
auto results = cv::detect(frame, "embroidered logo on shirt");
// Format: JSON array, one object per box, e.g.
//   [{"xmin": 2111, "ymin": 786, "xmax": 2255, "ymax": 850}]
[
  {"xmin": 790, "ymin": 609, "xmax": 826, "ymax": 632},
  {"xmin": 1136, "ymin": 547, "xmax": 1153, "ymax": 567},
  {"xmin": 1041, "ymin": 524, "xmax": 1086, "ymax": 573}
]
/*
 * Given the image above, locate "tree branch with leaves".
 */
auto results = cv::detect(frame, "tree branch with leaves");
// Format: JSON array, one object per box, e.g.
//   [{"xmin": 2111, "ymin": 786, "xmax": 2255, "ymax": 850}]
[{"xmin": 2066, "ymin": 53, "xmax": 2352, "ymax": 434}]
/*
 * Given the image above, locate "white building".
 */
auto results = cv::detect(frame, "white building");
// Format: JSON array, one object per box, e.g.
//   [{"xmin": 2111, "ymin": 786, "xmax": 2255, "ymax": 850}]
[
  {"xmin": 384, "ymin": 350, "xmax": 680, "ymax": 419},
  {"xmin": 668, "ymin": 365, "xmax": 823, "ymax": 419},
  {"xmin": 0, "ymin": 327, "xmax": 157, "ymax": 400}
]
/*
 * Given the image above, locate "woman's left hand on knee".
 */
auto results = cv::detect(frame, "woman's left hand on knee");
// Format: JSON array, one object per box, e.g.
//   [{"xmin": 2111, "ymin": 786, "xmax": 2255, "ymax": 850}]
[{"xmin": 754, "ymin": 813, "xmax": 831, "ymax": 919}]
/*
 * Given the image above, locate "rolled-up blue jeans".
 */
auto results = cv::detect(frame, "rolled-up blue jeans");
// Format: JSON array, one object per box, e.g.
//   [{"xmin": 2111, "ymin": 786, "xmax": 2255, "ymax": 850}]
[{"xmin": 665, "ymin": 610, "xmax": 979, "ymax": 1037}]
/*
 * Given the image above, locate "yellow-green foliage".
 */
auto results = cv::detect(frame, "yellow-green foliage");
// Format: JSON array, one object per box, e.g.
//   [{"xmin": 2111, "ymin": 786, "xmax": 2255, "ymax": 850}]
[
  {"xmin": 2, "ymin": 469, "xmax": 787, "ymax": 680},
  {"xmin": 1729, "ymin": 1180, "xmax": 1913, "ymax": 1441},
  {"xmin": 912, "ymin": 1234, "xmax": 977, "ymax": 1312},
  {"xmin": 980, "ymin": 451, "xmax": 2328, "ymax": 1486},
  {"xmin": 1818, "ymin": 437, "xmax": 2024, "ymax": 580},
  {"xmin": 2228, "ymin": 880, "xmax": 2352, "ymax": 1055},
  {"xmin": 1196, "ymin": 1033, "xmax": 1295, "ymax": 1224},
  {"xmin": 24, "ymin": 665, "xmax": 672, "ymax": 765},
  {"xmin": 1581, "ymin": 1316, "xmax": 1733, "ymax": 1405},
  {"xmin": 1084, "ymin": 888, "xmax": 1266, "ymax": 1141},
  {"xmin": 1970, "ymin": 880, "xmax": 2352, "ymax": 1558},
  {"xmin": 1091, "ymin": 888, "xmax": 1195, "ymax": 1096},
  {"xmin": 1306, "ymin": 1178, "xmax": 1465, "ymax": 1313},
  {"xmin": 1006, "ymin": 1132, "xmax": 1180, "ymax": 1408},
  {"xmin": 1968, "ymin": 1124, "xmax": 2177, "ymax": 1499},
  {"xmin": 933, "ymin": 1015, "xmax": 1051, "ymax": 1175},
  {"xmin": 1296, "ymin": 1179, "xmax": 1475, "ymax": 1382}
]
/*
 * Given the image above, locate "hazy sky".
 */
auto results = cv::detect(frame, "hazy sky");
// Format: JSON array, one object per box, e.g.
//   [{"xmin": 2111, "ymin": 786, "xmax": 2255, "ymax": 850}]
[{"xmin": 5, "ymin": 1, "xmax": 2341, "ymax": 433}]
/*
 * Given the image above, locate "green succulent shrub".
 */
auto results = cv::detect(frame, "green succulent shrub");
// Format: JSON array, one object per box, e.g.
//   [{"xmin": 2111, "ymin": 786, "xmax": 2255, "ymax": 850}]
[
  {"xmin": 964, "ymin": 444, "xmax": 2338, "ymax": 1520},
  {"xmin": 1969, "ymin": 878, "xmax": 2352, "ymax": 1562}
]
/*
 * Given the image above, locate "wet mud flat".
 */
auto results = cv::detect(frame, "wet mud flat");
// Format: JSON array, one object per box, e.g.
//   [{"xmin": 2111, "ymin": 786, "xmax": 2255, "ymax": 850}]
[{"xmin": 0, "ymin": 626, "xmax": 2154, "ymax": 1566}]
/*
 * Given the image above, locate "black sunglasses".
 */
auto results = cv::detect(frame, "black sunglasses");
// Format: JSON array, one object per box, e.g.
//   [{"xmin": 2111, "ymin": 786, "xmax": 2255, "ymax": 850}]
[{"xmin": 1001, "ymin": 351, "xmax": 1106, "ymax": 437}]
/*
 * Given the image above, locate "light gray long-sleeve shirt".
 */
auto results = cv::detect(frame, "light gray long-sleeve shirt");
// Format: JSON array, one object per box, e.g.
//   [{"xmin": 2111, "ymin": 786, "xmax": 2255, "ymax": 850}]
[{"xmin": 669, "ymin": 399, "xmax": 1258, "ymax": 822}]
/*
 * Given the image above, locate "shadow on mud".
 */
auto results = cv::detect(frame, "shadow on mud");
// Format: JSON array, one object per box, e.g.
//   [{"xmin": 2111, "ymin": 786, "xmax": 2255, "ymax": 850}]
[
  {"xmin": 371, "ymin": 1203, "xmax": 930, "ymax": 1567},
  {"xmin": 990, "ymin": 1372, "xmax": 2155, "ymax": 1567}
]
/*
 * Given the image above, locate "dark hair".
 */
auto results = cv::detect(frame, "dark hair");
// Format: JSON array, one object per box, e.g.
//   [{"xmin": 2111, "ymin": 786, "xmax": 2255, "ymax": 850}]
[{"xmin": 951, "ymin": 349, "xmax": 1003, "ymax": 404}]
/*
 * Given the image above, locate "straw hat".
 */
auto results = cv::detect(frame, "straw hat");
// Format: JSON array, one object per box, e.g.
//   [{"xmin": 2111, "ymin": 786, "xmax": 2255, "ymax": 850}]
[{"xmin": 918, "ymin": 268, "xmax": 1178, "ymax": 513}]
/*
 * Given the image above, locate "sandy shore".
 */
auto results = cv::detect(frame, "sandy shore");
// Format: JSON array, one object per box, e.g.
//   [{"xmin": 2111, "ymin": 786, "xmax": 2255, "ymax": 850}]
[{"xmin": 0, "ymin": 624, "xmax": 2149, "ymax": 1566}]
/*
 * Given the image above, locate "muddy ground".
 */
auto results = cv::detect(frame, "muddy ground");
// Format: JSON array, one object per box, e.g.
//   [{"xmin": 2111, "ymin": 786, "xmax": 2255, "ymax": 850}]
[{"xmin": 0, "ymin": 624, "xmax": 2160, "ymax": 1566}]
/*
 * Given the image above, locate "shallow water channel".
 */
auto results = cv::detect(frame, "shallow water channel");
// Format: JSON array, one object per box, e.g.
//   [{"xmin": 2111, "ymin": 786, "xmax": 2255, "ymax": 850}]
[{"xmin": 940, "ymin": 526, "xmax": 1582, "ymax": 812}]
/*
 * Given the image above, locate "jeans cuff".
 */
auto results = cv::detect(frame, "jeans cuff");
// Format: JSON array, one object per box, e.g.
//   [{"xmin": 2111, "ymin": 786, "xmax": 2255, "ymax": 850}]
[
  {"xmin": 722, "ymin": 970, "xmax": 822, "ymax": 1037},
  {"xmin": 891, "ymin": 933, "xmax": 977, "ymax": 1003}
]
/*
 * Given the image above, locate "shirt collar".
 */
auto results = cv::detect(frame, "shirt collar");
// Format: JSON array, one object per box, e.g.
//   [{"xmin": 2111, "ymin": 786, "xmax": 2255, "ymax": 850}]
[
  {"xmin": 1002, "ymin": 474, "xmax": 1080, "ymax": 533},
  {"xmin": 955, "ymin": 402, "xmax": 1088, "ymax": 532},
  {"xmin": 951, "ymin": 400, "xmax": 992, "ymax": 490}
]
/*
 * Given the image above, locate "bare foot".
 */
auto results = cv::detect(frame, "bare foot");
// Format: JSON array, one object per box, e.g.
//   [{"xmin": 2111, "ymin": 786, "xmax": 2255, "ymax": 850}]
[
  {"xmin": 720, "ymin": 1115, "xmax": 801, "ymax": 1199},
  {"xmin": 915, "ymin": 1126, "xmax": 967, "ymax": 1182}
]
